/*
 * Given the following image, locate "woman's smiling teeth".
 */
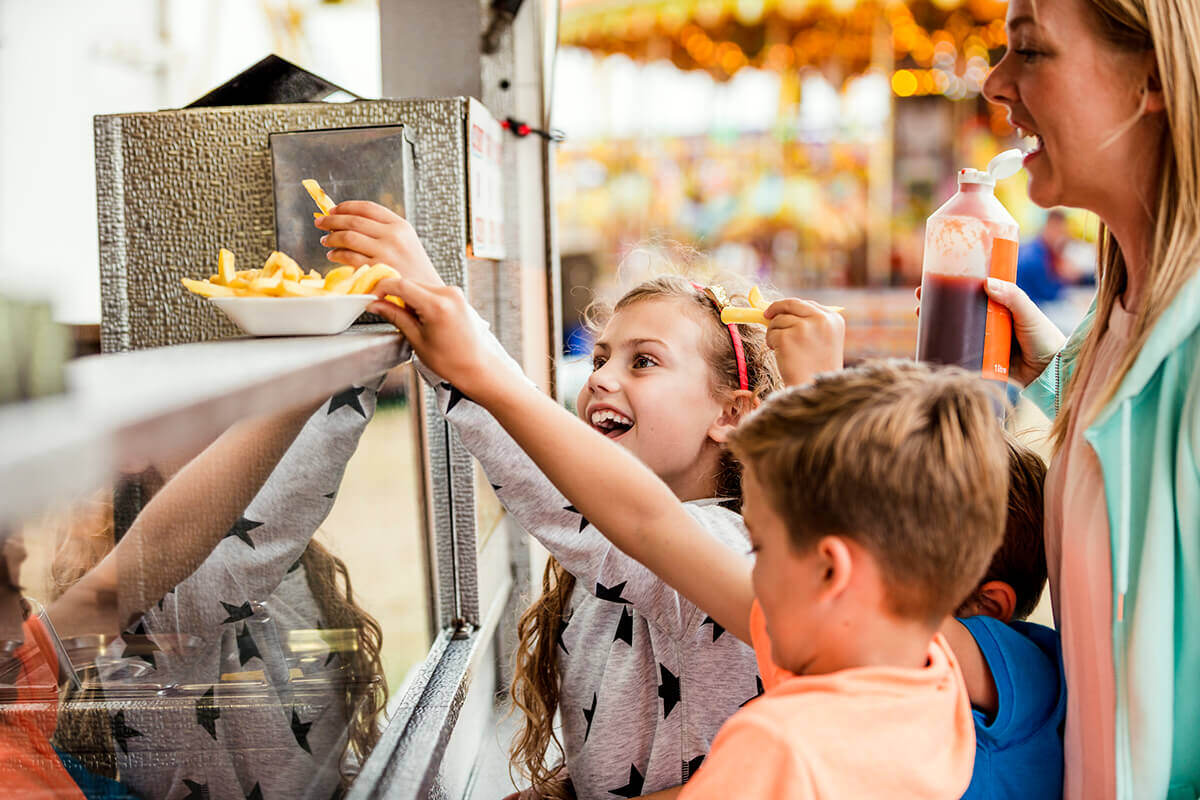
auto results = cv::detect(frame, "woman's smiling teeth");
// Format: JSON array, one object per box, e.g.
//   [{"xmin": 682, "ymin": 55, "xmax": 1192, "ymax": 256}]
[
  {"xmin": 1016, "ymin": 126, "xmax": 1044, "ymax": 154},
  {"xmin": 590, "ymin": 408, "xmax": 634, "ymax": 438}
]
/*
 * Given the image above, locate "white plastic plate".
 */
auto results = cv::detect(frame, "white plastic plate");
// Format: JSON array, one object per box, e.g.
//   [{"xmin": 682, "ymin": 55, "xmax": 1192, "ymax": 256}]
[{"xmin": 208, "ymin": 295, "xmax": 375, "ymax": 337}]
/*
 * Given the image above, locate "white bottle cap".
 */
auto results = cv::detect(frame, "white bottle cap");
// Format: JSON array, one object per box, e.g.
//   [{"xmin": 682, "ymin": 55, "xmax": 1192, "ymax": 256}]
[
  {"xmin": 957, "ymin": 168, "xmax": 995, "ymax": 186},
  {"xmin": 987, "ymin": 148, "xmax": 1025, "ymax": 181}
]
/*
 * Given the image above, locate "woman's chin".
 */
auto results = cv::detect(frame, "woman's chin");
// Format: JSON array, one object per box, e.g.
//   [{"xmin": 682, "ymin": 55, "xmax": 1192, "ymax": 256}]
[{"xmin": 1026, "ymin": 175, "xmax": 1060, "ymax": 209}]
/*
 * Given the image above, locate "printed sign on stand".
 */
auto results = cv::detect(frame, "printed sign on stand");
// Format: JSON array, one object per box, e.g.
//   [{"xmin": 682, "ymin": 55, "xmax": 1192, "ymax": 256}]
[{"xmin": 467, "ymin": 98, "xmax": 506, "ymax": 260}]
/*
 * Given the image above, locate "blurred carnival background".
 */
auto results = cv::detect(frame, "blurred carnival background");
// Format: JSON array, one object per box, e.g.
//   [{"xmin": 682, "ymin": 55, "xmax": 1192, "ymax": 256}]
[{"xmin": 549, "ymin": 0, "xmax": 1098, "ymax": 363}]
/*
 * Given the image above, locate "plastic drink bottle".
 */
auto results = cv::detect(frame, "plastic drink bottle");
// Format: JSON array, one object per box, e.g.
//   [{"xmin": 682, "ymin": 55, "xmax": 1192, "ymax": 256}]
[{"xmin": 916, "ymin": 149, "xmax": 1023, "ymax": 382}]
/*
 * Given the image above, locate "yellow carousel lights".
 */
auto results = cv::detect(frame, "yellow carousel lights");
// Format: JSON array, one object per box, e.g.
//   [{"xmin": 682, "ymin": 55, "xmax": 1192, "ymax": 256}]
[{"xmin": 561, "ymin": 0, "xmax": 1011, "ymax": 101}]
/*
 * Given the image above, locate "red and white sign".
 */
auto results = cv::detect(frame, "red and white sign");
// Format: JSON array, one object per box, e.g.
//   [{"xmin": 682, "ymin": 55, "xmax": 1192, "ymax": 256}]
[{"xmin": 467, "ymin": 98, "xmax": 505, "ymax": 260}]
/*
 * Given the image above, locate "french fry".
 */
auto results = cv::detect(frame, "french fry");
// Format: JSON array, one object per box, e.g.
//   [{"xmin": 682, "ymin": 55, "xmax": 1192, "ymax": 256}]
[
  {"xmin": 279, "ymin": 279, "xmax": 323, "ymax": 298},
  {"xmin": 748, "ymin": 285, "xmax": 767, "ymax": 310},
  {"xmin": 217, "ymin": 248, "xmax": 237, "ymax": 285},
  {"xmin": 182, "ymin": 278, "xmax": 236, "ymax": 298},
  {"xmin": 307, "ymin": 269, "xmax": 322, "ymax": 280},
  {"xmin": 383, "ymin": 294, "xmax": 406, "ymax": 308},
  {"xmin": 328, "ymin": 265, "xmax": 368, "ymax": 295},
  {"xmin": 299, "ymin": 277, "xmax": 325, "ymax": 289},
  {"xmin": 249, "ymin": 273, "xmax": 283, "ymax": 294},
  {"xmin": 323, "ymin": 266, "xmax": 355, "ymax": 288},
  {"xmin": 348, "ymin": 264, "xmax": 399, "ymax": 295},
  {"xmin": 721, "ymin": 307, "xmax": 767, "ymax": 326},
  {"xmin": 302, "ymin": 179, "xmax": 336, "ymax": 215},
  {"xmin": 262, "ymin": 251, "xmax": 302, "ymax": 280}
]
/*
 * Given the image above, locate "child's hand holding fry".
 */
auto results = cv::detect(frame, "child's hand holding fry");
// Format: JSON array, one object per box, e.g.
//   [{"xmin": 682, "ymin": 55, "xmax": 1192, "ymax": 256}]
[
  {"xmin": 368, "ymin": 277, "xmax": 515, "ymax": 398},
  {"xmin": 314, "ymin": 201, "xmax": 441, "ymax": 286},
  {"xmin": 764, "ymin": 298, "xmax": 846, "ymax": 387}
]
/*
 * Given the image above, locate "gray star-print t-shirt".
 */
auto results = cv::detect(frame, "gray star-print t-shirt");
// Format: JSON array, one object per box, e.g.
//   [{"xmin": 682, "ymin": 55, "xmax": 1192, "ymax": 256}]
[
  {"xmin": 415, "ymin": 316, "xmax": 762, "ymax": 798},
  {"xmin": 92, "ymin": 380, "xmax": 383, "ymax": 800}
]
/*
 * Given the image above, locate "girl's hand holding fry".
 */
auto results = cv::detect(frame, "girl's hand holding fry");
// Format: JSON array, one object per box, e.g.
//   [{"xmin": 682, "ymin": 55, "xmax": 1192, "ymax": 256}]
[
  {"xmin": 368, "ymin": 277, "xmax": 512, "ymax": 399},
  {"xmin": 764, "ymin": 298, "xmax": 846, "ymax": 387},
  {"xmin": 314, "ymin": 201, "xmax": 442, "ymax": 286}
]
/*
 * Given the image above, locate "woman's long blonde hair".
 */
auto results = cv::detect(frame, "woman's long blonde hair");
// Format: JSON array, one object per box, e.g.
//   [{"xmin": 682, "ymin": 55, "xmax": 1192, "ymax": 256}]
[
  {"xmin": 508, "ymin": 275, "xmax": 782, "ymax": 797},
  {"xmin": 1052, "ymin": 0, "xmax": 1200, "ymax": 447}
]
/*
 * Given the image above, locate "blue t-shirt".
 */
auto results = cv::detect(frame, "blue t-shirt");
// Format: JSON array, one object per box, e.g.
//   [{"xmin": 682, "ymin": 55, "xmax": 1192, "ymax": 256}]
[{"xmin": 958, "ymin": 616, "xmax": 1065, "ymax": 800}]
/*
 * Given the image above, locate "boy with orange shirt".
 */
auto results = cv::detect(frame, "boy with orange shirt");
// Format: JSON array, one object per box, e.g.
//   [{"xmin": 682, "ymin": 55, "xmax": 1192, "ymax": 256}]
[{"xmin": 370, "ymin": 277, "xmax": 1010, "ymax": 799}]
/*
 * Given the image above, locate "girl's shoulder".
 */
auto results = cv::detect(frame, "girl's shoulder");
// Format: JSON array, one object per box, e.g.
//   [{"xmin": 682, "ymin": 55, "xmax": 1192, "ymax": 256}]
[{"xmin": 681, "ymin": 499, "xmax": 748, "ymax": 547}]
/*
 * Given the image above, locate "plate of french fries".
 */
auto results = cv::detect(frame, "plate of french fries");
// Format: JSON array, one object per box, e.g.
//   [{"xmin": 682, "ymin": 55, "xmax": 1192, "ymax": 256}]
[{"xmin": 182, "ymin": 248, "xmax": 404, "ymax": 337}]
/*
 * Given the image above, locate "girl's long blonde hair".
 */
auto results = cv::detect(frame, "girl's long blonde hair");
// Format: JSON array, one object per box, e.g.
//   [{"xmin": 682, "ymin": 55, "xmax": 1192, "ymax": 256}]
[
  {"xmin": 508, "ymin": 275, "xmax": 782, "ymax": 797},
  {"xmin": 1052, "ymin": 0, "xmax": 1200, "ymax": 448}
]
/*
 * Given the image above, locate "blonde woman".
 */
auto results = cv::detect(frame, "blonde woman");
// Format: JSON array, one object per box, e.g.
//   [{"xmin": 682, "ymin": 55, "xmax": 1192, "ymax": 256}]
[{"xmin": 977, "ymin": 0, "xmax": 1200, "ymax": 797}]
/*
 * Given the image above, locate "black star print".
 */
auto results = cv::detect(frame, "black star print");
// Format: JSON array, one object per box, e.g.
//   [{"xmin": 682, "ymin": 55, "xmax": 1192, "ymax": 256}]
[
  {"xmin": 288, "ymin": 558, "xmax": 303, "ymax": 573},
  {"xmin": 236, "ymin": 623, "xmax": 261, "ymax": 666},
  {"xmin": 701, "ymin": 615, "xmax": 725, "ymax": 642},
  {"xmin": 246, "ymin": 785, "xmax": 263, "ymax": 800},
  {"xmin": 556, "ymin": 615, "xmax": 570, "ymax": 655},
  {"xmin": 613, "ymin": 606, "xmax": 633, "ymax": 646},
  {"xmin": 583, "ymin": 692, "xmax": 598, "ymax": 742},
  {"xmin": 563, "ymin": 504, "xmax": 591, "ymax": 532},
  {"xmin": 684, "ymin": 754, "xmax": 705, "ymax": 781},
  {"xmin": 324, "ymin": 490, "xmax": 337, "ymax": 500},
  {"xmin": 220, "ymin": 601, "xmax": 254, "ymax": 624},
  {"xmin": 110, "ymin": 710, "xmax": 143, "ymax": 754},
  {"xmin": 224, "ymin": 517, "xmax": 263, "ymax": 549},
  {"xmin": 740, "ymin": 675, "xmax": 765, "ymax": 707},
  {"xmin": 609, "ymin": 764, "xmax": 645, "ymax": 798},
  {"xmin": 658, "ymin": 663, "xmax": 681, "ymax": 719},
  {"xmin": 126, "ymin": 621, "xmax": 160, "ymax": 670},
  {"xmin": 595, "ymin": 580, "xmax": 631, "ymax": 605},
  {"xmin": 156, "ymin": 585, "xmax": 176, "ymax": 611},
  {"xmin": 182, "ymin": 779, "xmax": 209, "ymax": 800},
  {"xmin": 196, "ymin": 686, "xmax": 220, "ymax": 740},
  {"xmin": 440, "ymin": 382, "xmax": 470, "ymax": 413},
  {"xmin": 291, "ymin": 707, "xmax": 313, "ymax": 753},
  {"xmin": 490, "ymin": 483, "xmax": 502, "ymax": 492},
  {"xmin": 328, "ymin": 386, "xmax": 367, "ymax": 417}
]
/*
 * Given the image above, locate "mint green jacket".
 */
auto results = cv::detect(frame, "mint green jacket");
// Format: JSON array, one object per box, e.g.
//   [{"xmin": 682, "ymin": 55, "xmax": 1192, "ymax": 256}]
[{"xmin": 1023, "ymin": 271, "xmax": 1200, "ymax": 800}]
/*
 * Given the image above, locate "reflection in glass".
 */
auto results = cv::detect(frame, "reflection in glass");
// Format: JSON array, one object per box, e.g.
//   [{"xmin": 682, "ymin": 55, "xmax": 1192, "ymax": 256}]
[{"xmin": 0, "ymin": 369, "xmax": 429, "ymax": 798}]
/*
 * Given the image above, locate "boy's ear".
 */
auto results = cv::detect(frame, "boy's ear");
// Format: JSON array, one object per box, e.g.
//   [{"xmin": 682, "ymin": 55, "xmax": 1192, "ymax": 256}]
[
  {"xmin": 708, "ymin": 390, "xmax": 758, "ymax": 444},
  {"xmin": 965, "ymin": 580, "xmax": 1018, "ymax": 623},
  {"xmin": 814, "ymin": 535, "xmax": 854, "ymax": 603}
]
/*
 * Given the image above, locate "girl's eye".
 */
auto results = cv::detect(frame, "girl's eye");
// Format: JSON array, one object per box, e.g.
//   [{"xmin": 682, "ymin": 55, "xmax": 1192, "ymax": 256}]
[
  {"xmin": 632, "ymin": 354, "xmax": 657, "ymax": 369},
  {"xmin": 1012, "ymin": 48, "xmax": 1042, "ymax": 62},
  {"xmin": 591, "ymin": 356, "xmax": 607, "ymax": 371}
]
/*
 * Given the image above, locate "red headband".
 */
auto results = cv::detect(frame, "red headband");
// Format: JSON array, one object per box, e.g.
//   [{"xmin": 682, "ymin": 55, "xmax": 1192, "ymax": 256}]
[{"xmin": 692, "ymin": 282, "xmax": 749, "ymax": 392}]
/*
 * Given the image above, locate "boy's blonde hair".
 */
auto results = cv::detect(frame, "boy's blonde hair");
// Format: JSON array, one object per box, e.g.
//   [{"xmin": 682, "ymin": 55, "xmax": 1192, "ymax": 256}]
[{"xmin": 728, "ymin": 359, "xmax": 1008, "ymax": 624}]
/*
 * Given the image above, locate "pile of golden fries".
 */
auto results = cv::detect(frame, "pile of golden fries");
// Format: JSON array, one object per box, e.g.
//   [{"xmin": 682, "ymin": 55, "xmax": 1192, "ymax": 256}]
[{"xmin": 181, "ymin": 249, "xmax": 401, "ymax": 300}]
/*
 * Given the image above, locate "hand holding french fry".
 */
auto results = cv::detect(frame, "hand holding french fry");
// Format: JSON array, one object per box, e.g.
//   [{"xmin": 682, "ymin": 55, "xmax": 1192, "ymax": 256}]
[
  {"xmin": 367, "ymin": 276, "xmax": 509, "ymax": 396},
  {"xmin": 763, "ymin": 297, "xmax": 846, "ymax": 388},
  {"xmin": 314, "ymin": 200, "xmax": 441, "ymax": 285}
]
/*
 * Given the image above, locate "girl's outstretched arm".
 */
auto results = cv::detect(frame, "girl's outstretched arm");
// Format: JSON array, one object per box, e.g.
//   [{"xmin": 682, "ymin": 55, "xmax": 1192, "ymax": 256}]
[{"xmin": 369, "ymin": 278, "xmax": 755, "ymax": 642}]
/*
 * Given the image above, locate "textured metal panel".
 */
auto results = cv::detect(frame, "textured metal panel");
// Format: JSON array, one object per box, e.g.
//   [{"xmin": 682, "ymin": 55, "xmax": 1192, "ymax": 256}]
[{"xmin": 94, "ymin": 99, "xmax": 468, "ymax": 353}]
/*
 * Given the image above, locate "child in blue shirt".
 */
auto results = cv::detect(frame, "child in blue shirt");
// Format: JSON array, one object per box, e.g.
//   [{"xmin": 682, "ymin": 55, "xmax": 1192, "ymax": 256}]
[{"xmin": 945, "ymin": 436, "xmax": 1065, "ymax": 800}]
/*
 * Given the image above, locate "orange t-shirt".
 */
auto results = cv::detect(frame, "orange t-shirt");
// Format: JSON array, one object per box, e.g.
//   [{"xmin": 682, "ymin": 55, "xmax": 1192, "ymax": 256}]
[
  {"xmin": 679, "ymin": 601, "xmax": 975, "ymax": 800},
  {"xmin": 0, "ymin": 617, "xmax": 85, "ymax": 799}
]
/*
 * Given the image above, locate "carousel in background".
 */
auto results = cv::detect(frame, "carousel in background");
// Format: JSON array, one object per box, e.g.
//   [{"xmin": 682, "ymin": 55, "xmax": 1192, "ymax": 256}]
[{"xmin": 551, "ymin": 0, "xmax": 1095, "ymax": 360}]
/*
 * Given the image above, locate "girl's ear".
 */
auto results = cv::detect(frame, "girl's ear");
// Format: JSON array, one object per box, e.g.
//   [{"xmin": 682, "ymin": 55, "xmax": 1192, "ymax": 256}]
[
  {"xmin": 815, "ymin": 535, "xmax": 854, "ymax": 603},
  {"xmin": 708, "ymin": 390, "xmax": 758, "ymax": 443}
]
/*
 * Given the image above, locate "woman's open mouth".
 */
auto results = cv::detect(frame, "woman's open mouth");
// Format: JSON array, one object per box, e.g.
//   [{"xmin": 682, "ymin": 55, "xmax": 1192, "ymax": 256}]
[
  {"xmin": 589, "ymin": 408, "xmax": 634, "ymax": 440},
  {"xmin": 1017, "ymin": 126, "xmax": 1044, "ymax": 164}
]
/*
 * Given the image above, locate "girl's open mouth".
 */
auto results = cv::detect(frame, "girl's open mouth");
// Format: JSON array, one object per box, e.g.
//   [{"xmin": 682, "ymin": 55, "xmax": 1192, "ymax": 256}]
[
  {"xmin": 589, "ymin": 408, "xmax": 634, "ymax": 439},
  {"xmin": 1017, "ymin": 126, "xmax": 1044, "ymax": 164}
]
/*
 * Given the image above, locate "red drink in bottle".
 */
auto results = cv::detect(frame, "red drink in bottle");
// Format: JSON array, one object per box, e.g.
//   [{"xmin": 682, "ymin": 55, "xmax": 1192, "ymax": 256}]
[{"xmin": 916, "ymin": 158, "xmax": 1020, "ymax": 382}]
